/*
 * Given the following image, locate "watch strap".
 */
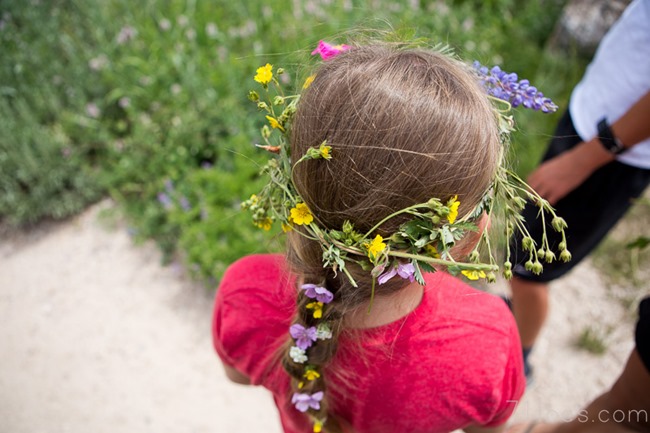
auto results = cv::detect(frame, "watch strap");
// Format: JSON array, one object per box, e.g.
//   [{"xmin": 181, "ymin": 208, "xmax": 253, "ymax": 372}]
[{"xmin": 597, "ymin": 118, "xmax": 626, "ymax": 155}]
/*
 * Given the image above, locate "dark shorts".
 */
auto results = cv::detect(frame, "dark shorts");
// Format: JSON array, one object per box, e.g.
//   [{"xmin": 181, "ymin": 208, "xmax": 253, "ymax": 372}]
[
  {"xmin": 637, "ymin": 297, "xmax": 650, "ymax": 374},
  {"xmin": 511, "ymin": 110, "xmax": 650, "ymax": 283}
]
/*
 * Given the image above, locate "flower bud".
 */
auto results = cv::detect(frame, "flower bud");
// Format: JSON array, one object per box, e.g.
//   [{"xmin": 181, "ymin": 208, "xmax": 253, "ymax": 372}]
[
  {"xmin": 261, "ymin": 125, "xmax": 271, "ymax": 139},
  {"xmin": 537, "ymin": 248, "xmax": 546, "ymax": 260},
  {"xmin": 560, "ymin": 249, "xmax": 572, "ymax": 262},
  {"xmin": 514, "ymin": 197, "xmax": 527, "ymax": 210},
  {"xmin": 248, "ymin": 90, "xmax": 259, "ymax": 101},
  {"xmin": 522, "ymin": 236, "xmax": 535, "ymax": 251},
  {"xmin": 277, "ymin": 67, "xmax": 285, "ymax": 75},
  {"xmin": 503, "ymin": 269, "xmax": 513, "ymax": 280},
  {"xmin": 469, "ymin": 250, "xmax": 480, "ymax": 262},
  {"xmin": 544, "ymin": 250, "xmax": 556, "ymax": 263},
  {"xmin": 524, "ymin": 260, "xmax": 534, "ymax": 271},
  {"xmin": 558, "ymin": 241, "xmax": 567, "ymax": 251},
  {"xmin": 431, "ymin": 215, "xmax": 441, "ymax": 225},
  {"xmin": 552, "ymin": 217, "xmax": 567, "ymax": 232},
  {"xmin": 486, "ymin": 272, "xmax": 497, "ymax": 283},
  {"xmin": 273, "ymin": 96, "xmax": 285, "ymax": 106},
  {"xmin": 503, "ymin": 261, "xmax": 512, "ymax": 271},
  {"xmin": 532, "ymin": 261, "xmax": 543, "ymax": 275},
  {"xmin": 257, "ymin": 101, "xmax": 268, "ymax": 110}
]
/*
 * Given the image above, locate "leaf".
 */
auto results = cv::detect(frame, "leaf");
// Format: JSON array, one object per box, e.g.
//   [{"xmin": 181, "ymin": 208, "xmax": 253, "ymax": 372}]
[
  {"xmin": 441, "ymin": 226, "xmax": 455, "ymax": 246},
  {"xmin": 626, "ymin": 236, "xmax": 650, "ymax": 251},
  {"xmin": 419, "ymin": 261, "xmax": 436, "ymax": 273},
  {"xmin": 412, "ymin": 260, "xmax": 426, "ymax": 285}
]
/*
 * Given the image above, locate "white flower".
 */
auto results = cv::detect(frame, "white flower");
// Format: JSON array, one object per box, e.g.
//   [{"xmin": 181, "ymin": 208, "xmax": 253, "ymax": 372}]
[
  {"xmin": 86, "ymin": 103, "xmax": 100, "ymax": 118},
  {"xmin": 159, "ymin": 18, "xmax": 171, "ymax": 31},
  {"xmin": 205, "ymin": 22, "xmax": 218, "ymax": 38},
  {"xmin": 316, "ymin": 323, "xmax": 332, "ymax": 340},
  {"xmin": 116, "ymin": 26, "xmax": 137, "ymax": 45},
  {"xmin": 289, "ymin": 346, "xmax": 307, "ymax": 364}
]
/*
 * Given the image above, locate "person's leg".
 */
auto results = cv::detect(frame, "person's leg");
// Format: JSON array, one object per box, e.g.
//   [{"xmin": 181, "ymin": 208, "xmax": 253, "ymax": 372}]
[
  {"xmin": 508, "ymin": 351, "xmax": 648, "ymax": 433},
  {"xmin": 509, "ymin": 277, "xmax": 549, "ymax": 349},
  {"xmin": 508, "ymin": 297, "xmax": 650, "ymax": 433}
]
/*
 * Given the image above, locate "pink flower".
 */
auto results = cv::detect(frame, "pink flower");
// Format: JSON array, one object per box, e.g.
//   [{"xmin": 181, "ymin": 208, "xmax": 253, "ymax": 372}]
[{"xmin": 311, "ymin": 40, "xmax": 350, "ymax": 61}]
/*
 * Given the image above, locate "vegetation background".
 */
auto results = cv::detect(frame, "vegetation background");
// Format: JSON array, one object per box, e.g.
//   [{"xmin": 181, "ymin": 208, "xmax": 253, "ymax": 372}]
[{"xmin": 2, "ymin": 0, "xmax": 646, "ymax": 288}]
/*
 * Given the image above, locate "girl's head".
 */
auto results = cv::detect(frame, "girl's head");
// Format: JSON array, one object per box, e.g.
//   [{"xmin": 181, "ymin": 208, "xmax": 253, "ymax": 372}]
[{"xmin": 282, "ymin": 44, "xmax": 501, "ymax": 431}]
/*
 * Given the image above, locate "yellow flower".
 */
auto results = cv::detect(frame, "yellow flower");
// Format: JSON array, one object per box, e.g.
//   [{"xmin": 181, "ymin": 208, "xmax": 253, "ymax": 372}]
[
  {"xmin": 290, "ymin": 203, "xmax": 313, "ymax": 225},
  {"xmin": 306, "ymin": 301, "xmax": 324, "ymax": 319},
  {"xmin": 366, "ymin": 235, "xmax": 386, "ymax": 259},
  {"xmin": 281, "ymin": 222, "xmax": 293, "ymax": 233},
  {"xmin": 448, "ymin": 195, "xmax": 460, "ymax": 224},
  {"xmin": 319, "ymin": 142, "xmax": 332, "ymax": 160},
  {"xmin": 303, "ymin": 368, "xmax": 321, "ymax": 381},
  {"xmin": 303, "ymin": 74, "xmax": 316, "ymax": 89},
  {"xmin": 265, "ymin": 115, "xmax": 285, "ymax": 132},
  {"xmin": 461, "ymin": 269, "xmax": 487, "ymax": 280},
  {"xmin": 298, "ymin": 381, "xmax": 304, "ymax": 389},
  {"xmin": 255, "ymin": 217, "xmax": 273, "ymax": 231},
  {"xmin": 425, "ymin": 244, "xmax": 440, "ymax": 258},
  {"xmin": 313, "ymin": 420, "xmax": 323, "ymax": 433},
  {"xmin": 254, "ymin": 63, "xmax": 273, "ymax": 84},
  {"xmin": 249, "ymin": 194, "xmax": 259, "ymax": 204}
]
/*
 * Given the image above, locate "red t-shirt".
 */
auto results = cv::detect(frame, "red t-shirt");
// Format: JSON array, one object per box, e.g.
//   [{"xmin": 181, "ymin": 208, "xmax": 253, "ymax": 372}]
[{"xmin": 213, "ymin": 254, "xmax": 525, "ymax": 433}]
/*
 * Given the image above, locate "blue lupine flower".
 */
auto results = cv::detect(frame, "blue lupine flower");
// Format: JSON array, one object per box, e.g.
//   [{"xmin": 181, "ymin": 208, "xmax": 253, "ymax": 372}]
[
  {"xmin": 473, "ymin": 61, "xmax": 558, "ymax": 113},
  {"xmin": 157, "ymin": 192, "xmax": 172, "ymax": 210},
  {"xmin": 180, "ymin": 196, "xmax": 191, "ymax": 212}
]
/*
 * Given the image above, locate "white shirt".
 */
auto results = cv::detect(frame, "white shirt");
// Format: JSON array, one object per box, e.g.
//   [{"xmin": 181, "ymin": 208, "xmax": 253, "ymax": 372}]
[{"xmin": 569, "ymin": 0, "xmax": 650, "ymax": 169}]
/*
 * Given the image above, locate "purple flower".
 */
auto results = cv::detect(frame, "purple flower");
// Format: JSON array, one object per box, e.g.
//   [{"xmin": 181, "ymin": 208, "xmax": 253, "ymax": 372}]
[
  {"xmin": 378, "ymin": 262, "xmax": 416, "ymax": 285},
  {"xmin": 397, "ymin": 263, "xmax": 416, "ymax": 281},
  {"xmin": 179, "ymin": 196, "xmax": 191, "ymax": 211},
  {"xmin": 301, "ymin": 284, "xmax": 334, "ymax": 304},
  {"xmin": 291, "ymin": 391, "xmax": 324, "ymax": 412},
  {"xmin": 157, "ymin": 192, "xmax": 172, "ymax": 210},
  {"xmin": 377, "ymin": 267, "xmax": 397, "ymax": 285},
  {"xmin": 289, "ymin": 324, "xmax": 317, "ymax": 350},
  {"xmin": 473, "ymin": 61, "xmax": 558, "ymax": 113}
]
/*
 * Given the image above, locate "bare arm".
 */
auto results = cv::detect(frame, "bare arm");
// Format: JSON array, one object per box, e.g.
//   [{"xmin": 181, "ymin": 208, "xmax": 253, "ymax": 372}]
[
  {"xmin": 528, "ymin": 90, "xmax": 650, "ymax": 205},
  {"xmin": 222, "ymin": 363, "xmax": 251, "ymax": 385}
]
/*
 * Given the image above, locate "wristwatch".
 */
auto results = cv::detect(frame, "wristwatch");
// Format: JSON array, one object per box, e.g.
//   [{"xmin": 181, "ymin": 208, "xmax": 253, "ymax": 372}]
[{"xmin": 596, "ymin": 118, "xmax": 626, "ymax": 155}]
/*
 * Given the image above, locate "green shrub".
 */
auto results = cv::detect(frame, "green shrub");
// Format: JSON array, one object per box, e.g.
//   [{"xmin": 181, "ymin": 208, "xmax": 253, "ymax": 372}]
[{"xmin": 2, "ymin": 0, "xmax": 583, "ymax": 284}]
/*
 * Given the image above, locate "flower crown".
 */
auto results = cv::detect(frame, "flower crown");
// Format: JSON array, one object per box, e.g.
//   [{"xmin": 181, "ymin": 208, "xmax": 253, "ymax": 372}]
[{"xmin": 243, "ymin": 41, "xmax": 569, "ymax": 431}]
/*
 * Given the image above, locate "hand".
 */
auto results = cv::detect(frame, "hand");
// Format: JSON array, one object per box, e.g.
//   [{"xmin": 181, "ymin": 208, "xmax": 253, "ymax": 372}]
[{"xmin": 527, "ymin": 139, "xmax": 613, "ymax": 206}]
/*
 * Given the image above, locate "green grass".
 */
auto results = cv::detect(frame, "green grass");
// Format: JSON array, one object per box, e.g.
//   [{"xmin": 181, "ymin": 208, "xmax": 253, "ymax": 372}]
[
  {"xmin": 1, "ymin": 0, "xmax": 585, "ymax": 285},
  {"xmin": 575, "ymin": 326, "xmax": 609, "ymax": 355}
]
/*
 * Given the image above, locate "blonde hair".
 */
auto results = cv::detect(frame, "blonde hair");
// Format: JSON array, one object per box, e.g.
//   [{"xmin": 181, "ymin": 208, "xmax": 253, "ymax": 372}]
[{"xmin": 282, "ymin": 44, "xmax": 500, "ymax": 432}]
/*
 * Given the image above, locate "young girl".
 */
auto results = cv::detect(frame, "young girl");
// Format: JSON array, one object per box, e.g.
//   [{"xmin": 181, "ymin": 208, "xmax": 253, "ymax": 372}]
[{"xmin": 213, "ymin": 43, "xmax": 559, "ymax": 433}]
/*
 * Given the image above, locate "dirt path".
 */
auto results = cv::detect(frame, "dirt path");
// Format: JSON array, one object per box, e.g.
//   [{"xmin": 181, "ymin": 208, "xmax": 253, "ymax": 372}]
[{"xmin": 0, "ymin": 200, "xmax": 637, "ymax": 433}]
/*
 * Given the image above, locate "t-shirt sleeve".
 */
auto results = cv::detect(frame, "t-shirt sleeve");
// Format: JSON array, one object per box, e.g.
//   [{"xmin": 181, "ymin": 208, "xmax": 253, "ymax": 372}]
[
  {"xmin": 483, "ymin": 315, "xmax": 526, "ymax": 427},
  {"xmin": 212, "ymin": 255, "xmax": 296, "ymax": 386}
]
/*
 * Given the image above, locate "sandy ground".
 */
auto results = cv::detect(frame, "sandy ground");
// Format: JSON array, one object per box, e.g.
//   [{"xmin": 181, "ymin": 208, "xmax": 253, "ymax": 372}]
[{"xmin": 0, "ymin": 200, "xmax": 639, "ymax": 433}]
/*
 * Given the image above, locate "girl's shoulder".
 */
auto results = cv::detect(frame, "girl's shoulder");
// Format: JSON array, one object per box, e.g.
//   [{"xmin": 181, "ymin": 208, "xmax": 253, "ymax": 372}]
[
  {"xmin": 212, "ymin": 254, "xmax": 296, "ymax": 385},
  {"xmin": 424, "ymin": 271, "xmax": 514, "ymax": 337}
]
